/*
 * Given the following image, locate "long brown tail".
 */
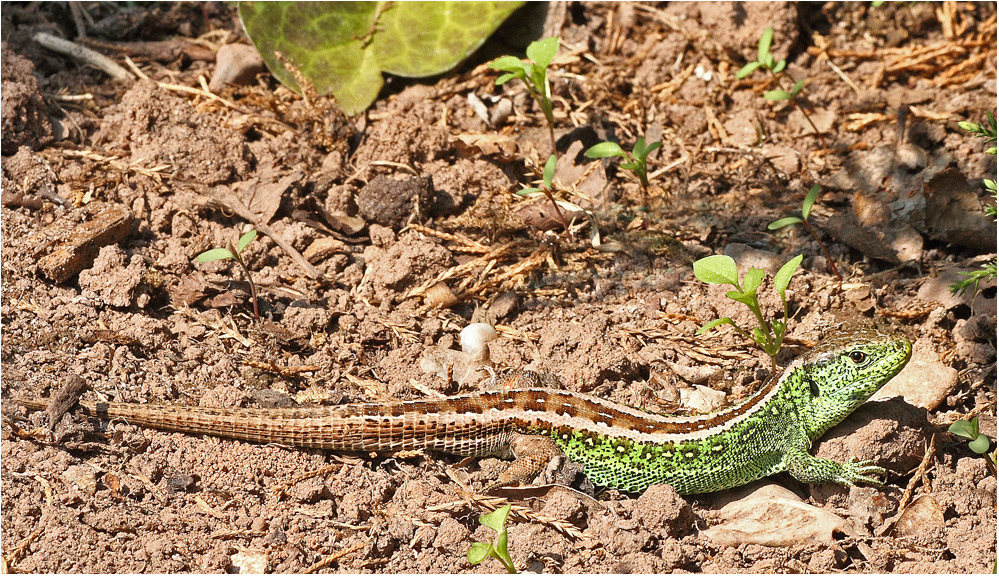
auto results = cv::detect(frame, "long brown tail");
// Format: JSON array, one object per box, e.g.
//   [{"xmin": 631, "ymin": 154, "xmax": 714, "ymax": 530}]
[
  {"xmin": 20, "ymin": 398, "xmax": 349, "ymax": 448},
  {"xmin": 17, "ymin": 396, "xmax": 510, "ymax": 455}
]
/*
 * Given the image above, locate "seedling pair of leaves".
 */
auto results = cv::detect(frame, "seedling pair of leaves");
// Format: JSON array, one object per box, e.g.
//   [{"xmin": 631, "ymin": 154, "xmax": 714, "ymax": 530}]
[
  {"xmin": 768, "ymin": 185, "xmax": 842, "ymax": 281},
  {"xmin": 467, "ymin": 504, "xmax": 517, "ymax": 573},
  {"xmin": 490, "ymin": 36, "xmax": 559, "ymax": 154},
  {"xmin": 736, "ymin": 27, "xmax": 824, "ymax": 144},
  {"xmin": 196, "ymin": 230, "xmax": 261, "ymax": 319},
  {"xmin": 693, "ymin": 254, "xmax": 803, "ymax": 372},
  {"xmin": 585, "ymin": 137, "xmax": 662, "ymax": 205},
  {"xmin": 949, "ymin": 417, "xmax": 997, "ymax": 466}
]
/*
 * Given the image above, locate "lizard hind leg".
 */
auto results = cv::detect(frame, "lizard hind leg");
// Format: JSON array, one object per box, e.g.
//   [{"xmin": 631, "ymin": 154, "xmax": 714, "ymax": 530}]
[{"xmin": 484, "ymin": 433, "xmax": 567, "ymax": 491}]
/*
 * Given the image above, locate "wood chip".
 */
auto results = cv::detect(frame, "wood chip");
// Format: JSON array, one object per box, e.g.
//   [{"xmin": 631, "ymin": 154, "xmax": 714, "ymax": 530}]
[
  {"xmin": 36, "ymin": 203, "xmax": 134, "ymax": 283},
  {"xmin": 44, "ymin": 375, "xmax": 89, "ymax": 430}
]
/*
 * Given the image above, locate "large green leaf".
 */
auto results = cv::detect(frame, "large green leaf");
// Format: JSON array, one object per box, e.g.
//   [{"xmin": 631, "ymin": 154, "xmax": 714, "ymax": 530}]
[
  {"xmin": 239, "ymin": 1, "xmax": 523, "ymax": 115},
  {"xmin": 239, "ymin": 2, "xmax": 381, "ymax": 115},
  {"xmin": 372, "ymin": 2, "xmax": 522, "ymax": 77}
]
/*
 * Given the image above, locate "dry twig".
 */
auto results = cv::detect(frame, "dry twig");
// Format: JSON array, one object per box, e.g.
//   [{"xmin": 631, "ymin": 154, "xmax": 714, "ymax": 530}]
[{"xmin": 34, "ymin": 32, "xmax": 130, "ymax": 80}]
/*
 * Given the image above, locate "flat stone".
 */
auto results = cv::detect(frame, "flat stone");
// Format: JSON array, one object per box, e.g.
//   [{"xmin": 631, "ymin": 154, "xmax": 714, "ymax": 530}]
[
  {"xmin": 872, "ymin": 338, "xmax": 957, "ymax": 410},
  {"xmin": 209, "ymin": 43, "xmax": 265, "ymax": 91},
  {"xmin": 703, "ymin": 483, "xmax": 850, "ymax": 546}
]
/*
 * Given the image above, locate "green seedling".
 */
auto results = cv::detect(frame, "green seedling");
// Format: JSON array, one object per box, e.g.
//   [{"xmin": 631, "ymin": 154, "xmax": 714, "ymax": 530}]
[
  {"xmin": 951, "ymin": 261, "xmax": 997, "ymax": 298},
  {"xmin": 949, "ymin": 417, "xmax": 997, "ymax": 467},
  {"xmin": 467, "ymin": 504, "xmax": 517, "ymax": 574},
  {"xmin": 585, "ymin": 137, "xmax": 662, "ymax": 205},
  {"xmin": 693, "ymin": 254, "xmax": 803, "ymax": 373},
  {"xmin": 490, "ymin": 36, "xmax": 560, "ymax": 154},
  {"xmin": 196, "ymin": 229, "xmax": 261, "ymax": 319},
  {"xmin": 952, "ymin": 113, "xmax": 997, "ymax": 296},
  {"xmin": 768, "ymin": 185, "xmax": 842, "ymax": 282},
  {"xmin": 518, "ymin": 153, "xmax": 569, "ymax": 233},
  {"xmin": 736, "ymin": 27, "xmax": 825, "ymax": 145},
  {"xmin": 959, "ymin": 112, "xmax": 999, "ymax": 156}
]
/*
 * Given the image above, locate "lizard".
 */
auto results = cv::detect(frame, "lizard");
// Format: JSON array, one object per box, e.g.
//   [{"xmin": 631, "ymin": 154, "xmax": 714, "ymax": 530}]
[{"xmin": 17, "ymin": 328, "xmax": 912, "ymax": 495}]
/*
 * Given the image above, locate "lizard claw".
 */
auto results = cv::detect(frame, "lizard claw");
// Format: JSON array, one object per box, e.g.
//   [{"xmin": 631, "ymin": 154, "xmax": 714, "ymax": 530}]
[{"xmin": 840, "ymin": 459, "xmax": 887, "ymax": 487}]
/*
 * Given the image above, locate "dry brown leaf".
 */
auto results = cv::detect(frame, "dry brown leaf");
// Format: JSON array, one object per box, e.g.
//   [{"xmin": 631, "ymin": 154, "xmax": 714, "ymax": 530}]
[{"xmin": 454, "ymin": 132, "xmax": 519, "ymax": 159}]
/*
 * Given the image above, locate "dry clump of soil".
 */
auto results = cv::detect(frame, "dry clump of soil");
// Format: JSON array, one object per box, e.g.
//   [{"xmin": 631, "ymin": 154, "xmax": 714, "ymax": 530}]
[{"xmin": 1, "ymin": 2, "xmax": 996, "ymax": 573}]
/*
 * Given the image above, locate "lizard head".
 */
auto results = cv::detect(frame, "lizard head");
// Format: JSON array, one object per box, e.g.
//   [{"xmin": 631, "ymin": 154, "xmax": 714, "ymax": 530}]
[{"xmin": 797, "ymin": 328, "xmax": 912, "ymax": 440}]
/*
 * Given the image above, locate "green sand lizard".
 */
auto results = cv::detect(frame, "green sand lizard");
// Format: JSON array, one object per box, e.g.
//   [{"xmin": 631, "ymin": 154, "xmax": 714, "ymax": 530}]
[{"xmin": 20, "ymin": 329, "xmax": 912, "ymax": 494}]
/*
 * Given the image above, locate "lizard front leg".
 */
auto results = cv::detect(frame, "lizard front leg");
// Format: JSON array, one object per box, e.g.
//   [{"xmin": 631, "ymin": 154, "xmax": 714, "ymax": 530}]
[{"xmin": 782, "ymin": 444, "xmax": 887, "ymax": 487}]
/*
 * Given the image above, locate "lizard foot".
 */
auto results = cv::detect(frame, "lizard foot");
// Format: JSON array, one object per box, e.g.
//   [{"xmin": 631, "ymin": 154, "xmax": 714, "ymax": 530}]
[
  {"xmin": 484, "ymin": 433, "xmax": 565, "ymax": 491},
  {"xmin": 838, "ymin": 458, "xmax": 887, "ymax": 487}
]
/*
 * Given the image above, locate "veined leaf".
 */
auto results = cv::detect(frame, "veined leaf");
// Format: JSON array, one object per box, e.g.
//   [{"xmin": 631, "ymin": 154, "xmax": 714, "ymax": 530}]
[
  {"xmin": 773, "ymin": 319, "xmax": 786, "ymax": 339},
  {"xmin": 633, "ymin": 137, "xmax": 647, "ymax": 156},
  {"xmin": 239, "ymin": 2, "xmax": 523, "ymax": 115},
  {"xmin": 693, "ymin": 255, "xmax": 739, "ymax": 286}
]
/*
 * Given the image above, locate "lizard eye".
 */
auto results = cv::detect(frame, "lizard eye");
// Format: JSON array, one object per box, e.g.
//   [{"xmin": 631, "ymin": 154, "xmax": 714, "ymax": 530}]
[{"xmin": 849, "ymin": 351, "xmax": 867, "ymax": 364}]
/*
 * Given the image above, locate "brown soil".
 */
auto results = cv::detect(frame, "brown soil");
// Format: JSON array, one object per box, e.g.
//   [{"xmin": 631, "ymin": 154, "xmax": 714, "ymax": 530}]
[{"xmin": 2, "ymin": 2, "xmax": 996, "ymax": 573}]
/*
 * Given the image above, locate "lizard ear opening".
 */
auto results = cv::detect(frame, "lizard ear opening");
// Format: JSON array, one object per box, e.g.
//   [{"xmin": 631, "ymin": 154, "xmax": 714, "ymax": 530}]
[{"xmin": 809, "ymin": 379, "xmax": 821, "ymax": 397}]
